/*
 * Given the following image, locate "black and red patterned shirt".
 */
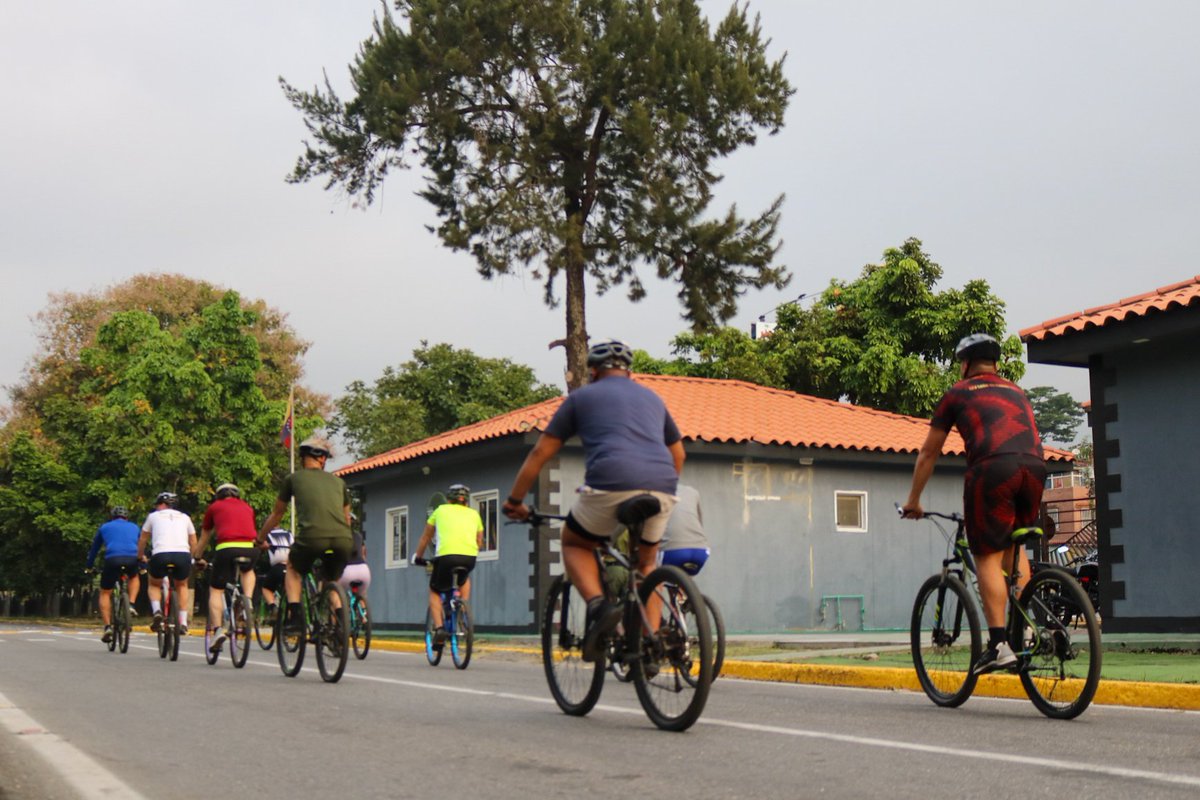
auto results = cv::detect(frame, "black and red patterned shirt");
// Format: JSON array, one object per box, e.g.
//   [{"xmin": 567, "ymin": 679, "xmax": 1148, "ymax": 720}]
[{"xmin": 930, "ymin": 373, "xmax": 1044, "ymax": 467}]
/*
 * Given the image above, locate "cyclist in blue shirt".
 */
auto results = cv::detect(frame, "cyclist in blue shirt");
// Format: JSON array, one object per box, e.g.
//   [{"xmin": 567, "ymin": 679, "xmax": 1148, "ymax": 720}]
[{"xmin": 85, "ymin": 507, "xmax": 143, "ymax": 643}]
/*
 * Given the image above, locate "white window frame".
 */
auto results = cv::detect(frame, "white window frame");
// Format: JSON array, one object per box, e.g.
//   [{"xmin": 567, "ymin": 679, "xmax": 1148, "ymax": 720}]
[
  {"xmin": 385, "ymin": 506, "xmax": 410, "ymax": 569},
  {"xmin": 472, "ymin": 489, "xmax": 500, "ymax": 562},
  {"xmin": 835, "ymin": 491, "xmax": 868, "ymax": 533}
]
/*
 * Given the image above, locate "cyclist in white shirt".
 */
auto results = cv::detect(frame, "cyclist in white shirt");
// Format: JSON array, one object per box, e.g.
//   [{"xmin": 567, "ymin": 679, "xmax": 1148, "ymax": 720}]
[
  {"xmin": 258, "ymin": 527, "xmax": 294, "ymax": 624},
  {"xmin": 137, "ymin": 491, "xmax": 198, "ymax": 634}
]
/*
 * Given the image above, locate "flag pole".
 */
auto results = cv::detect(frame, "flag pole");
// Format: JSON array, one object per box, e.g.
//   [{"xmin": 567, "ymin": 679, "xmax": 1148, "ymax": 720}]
[{"xmin": 288, "ymin": 385, "xmax": 296, "ymax": 535}]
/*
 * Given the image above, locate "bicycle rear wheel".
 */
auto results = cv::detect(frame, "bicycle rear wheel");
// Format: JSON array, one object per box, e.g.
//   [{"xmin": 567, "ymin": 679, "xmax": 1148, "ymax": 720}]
[
  {"xmin": 1016, "ymin": 567, "xmax": 1102, "ymax": 720},
  {"xmin": 230, "ymin": 595, "xmax": 251, "ymax": 669},
  {"xmin": 351, "ymin": 595, "xmax": 371, "ymax": 660},
  {"xmin": 276, "ymin": 605, "xmax": 306, "ymax": 677},
  {"xmin": 424, "ymin": 607, "xmax": 443, "ymax": 666},
  {"xmin": 254, "ymin": 591, "xmax": 276, "ymax": 651},
  {"xmin": 633, "ymin": 566, "xmax": 712, "ymax": 732},
  {"xmin": 703, "ymin": 594, "xmax": 726, "ymax": 680},
  {"xmin": 542, "ymin": 575, "xmax": 605, "ymax": 716},
  {"xmin": 451, "ymin": 600, "xmax": 473, "ymax": 670},
  {"xmin": 314, "ymin": 583, "xmax": 349, "ymax": 683},
  {"xmin": 106, "ymin": 594, "xmax": 119, "ymax": 652},
  {"xmin": 168, "ymin": 621, "xmax": 181, "ymax": 661},
  {"xmin": 157, "ymin": 590, "xmax": 170, "ymax": 659},
  {"xmin": 910, "ymin": 573, "xmax": 981, "ymax": 707},
  {"xmin": 117, "ymin": 591, "xmax": 131, "ymax": 654},
  {"xmin": 204, "ymin": 623, "xmax": 221, "ymax": 665}
]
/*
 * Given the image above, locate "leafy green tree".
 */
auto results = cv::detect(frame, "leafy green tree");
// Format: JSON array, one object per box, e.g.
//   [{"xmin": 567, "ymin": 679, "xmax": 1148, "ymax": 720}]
[
  {"xmin": 0, "ymin": 291, "xmax": 323, "ymax": 594},
  {"xmin": 1026, "ymin": 386, "xmax": 1085, "ymax": 445},
  {"xmin": 640, "ymin": 238, "xmax": 1025, "ymax": 417},
  {"xmin": 283, "ymin": 0, "xmax": 793, "ymax": 387},
  {"xmin": 331, "ymin": 342, "xmax": 561, "ymax": 459}
]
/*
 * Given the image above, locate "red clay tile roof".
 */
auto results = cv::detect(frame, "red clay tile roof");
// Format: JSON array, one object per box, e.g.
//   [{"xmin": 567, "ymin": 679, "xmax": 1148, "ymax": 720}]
[
  {"xmin": 337, "ymin": 374, "xmax": 1071, "ymax": 475},
  {"xmin": 1020, "ymin": 275, "xmax": 1200, "ymax": 342}
]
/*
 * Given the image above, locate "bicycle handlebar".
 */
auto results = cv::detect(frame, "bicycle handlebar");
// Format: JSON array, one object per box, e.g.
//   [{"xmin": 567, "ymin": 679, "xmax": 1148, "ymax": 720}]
[
  {"xmin": 504, "ymin": 507, "xmax": 566, "ymax": 528},
  {"xmin": 894, "ymin": 502, "xmax": 963, "ymax": 523}
]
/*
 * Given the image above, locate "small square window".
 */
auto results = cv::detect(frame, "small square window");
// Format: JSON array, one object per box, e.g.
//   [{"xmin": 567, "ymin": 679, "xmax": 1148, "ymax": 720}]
[
  {"xmin": 835, "ymin": 491, "xmax": 867, "ymax": 532},
  {"xmin": 385, "ymin": 506, "xmax": 409, "ymax": 569},
  {"xmin": 473, "ymin": 490, "xmax": 500, "ymax": 561}
]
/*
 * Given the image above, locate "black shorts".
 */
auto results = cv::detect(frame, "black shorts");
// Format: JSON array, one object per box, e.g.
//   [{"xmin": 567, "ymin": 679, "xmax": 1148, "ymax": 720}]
[
  {"xmin": 289, "ymin": 538, "xmax": 350, "ymax": 582},
  {"xmin": 963, "ymin": 454, "xmax": 1047, "ymax": 555},
  {"xmin": 100, "ymin": 557, "xmax": 140, "ymax": 590},
  {"xmin": 430, "ymin": 555, "xmax": 476, "ymax": 593},
  {"xmin": 208, "ymin": 546, "xmax": 257, "ymax": 590},
  {"xmin": 148, "ymin": 552, "xmax": 192, "ymax": 581},
  {"xmin": 260, "ymin": 563, "xmax": 287, "ymax": 593}
]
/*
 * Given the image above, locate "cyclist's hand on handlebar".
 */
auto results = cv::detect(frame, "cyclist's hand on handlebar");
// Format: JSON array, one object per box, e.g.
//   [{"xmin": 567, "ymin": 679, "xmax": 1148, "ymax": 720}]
[
  {"xmin": 898, "ymin": 500, "xmax": 924, "ymax": 519},
  {"xmin": 410, "ymin": 554, "xmax": 427, "ymax": 567},
  {"xmin": 502, "ymin": 499, "xmax": 529, "ymax": 521}
]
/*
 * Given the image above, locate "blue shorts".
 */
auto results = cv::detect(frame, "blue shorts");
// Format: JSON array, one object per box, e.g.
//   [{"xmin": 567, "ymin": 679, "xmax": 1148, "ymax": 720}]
[{"xmin": 659, "ymin": 548, "xmax": 710, "ymax": 576}]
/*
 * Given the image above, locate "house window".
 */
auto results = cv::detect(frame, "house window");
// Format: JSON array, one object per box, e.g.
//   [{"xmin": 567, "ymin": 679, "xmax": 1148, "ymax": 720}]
[
  {"xmin": 473, "ymin": 490, "xmax": 500, "ymax": 561},
  {"xmin": 835, "ymin": 491, "xmax": 867, "ymax": 532},
  {"xmin": 385, "ymin": 506, "xmax": 409, "ymax": 569}
]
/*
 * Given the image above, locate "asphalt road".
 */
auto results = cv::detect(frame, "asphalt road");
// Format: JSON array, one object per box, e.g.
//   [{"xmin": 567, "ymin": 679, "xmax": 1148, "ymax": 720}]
[{"xmin": 1, "ymin": 623, "xmax": 1199, "ymax": 800}]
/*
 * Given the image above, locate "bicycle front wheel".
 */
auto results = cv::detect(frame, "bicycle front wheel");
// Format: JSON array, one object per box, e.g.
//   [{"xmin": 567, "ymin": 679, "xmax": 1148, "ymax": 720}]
[
  {"xmin": 911, "ymin": 573, "xmax": 981, "ymax": 707},
  {"xmin": 451, "ymin": 600, "xmax": 473, "ymax": 670},
  {"xmin": 424, "ymin": 608, "xmax": 443, "ymax": 666},
  {"xmin": 314, "ymin": 583, "xmax": 349, "ymax": 683},
  {"xmin": 116, "ymin": 591, "xmax": 131, "ymax": 654},
  {"xmin": 351, "ymin": 595, "xmax": 371, "ymax": 660},
  {"xmin": 542, "ymin": 575, "xmax": 605, "ymax": 716},
  {"xmin": 254, "ymin": 592, "xmax": 276, "ymax": 651},
  {"xmin": 276, "ymin": 605, "xmax": 306, "ymax": 677},
  {"xmin": 230, "ymin": 595, "xmax": 251, "ymax": 669},
  {"xmin": 204, "ymin": 624, "xmax": 221, "ymax": 665},
  {"xmin": 634, "ymin": 566, "xmax": 712, "ymax": 732},
  {"xmin": 1017, "ymin": 567, "xmax": 1102, "ymax": 720}
]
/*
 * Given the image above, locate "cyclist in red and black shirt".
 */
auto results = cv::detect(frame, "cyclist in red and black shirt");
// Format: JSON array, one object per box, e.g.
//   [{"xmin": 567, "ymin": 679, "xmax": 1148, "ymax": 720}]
[{"xmin": 902, "ymin": 333, "xmax": 1046, "ymax": 674}]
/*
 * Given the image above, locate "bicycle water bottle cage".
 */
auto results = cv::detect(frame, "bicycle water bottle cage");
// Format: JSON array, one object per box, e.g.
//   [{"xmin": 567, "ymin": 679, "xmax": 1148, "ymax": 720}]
[
  {"xmin": 616, "ymin": 494, "xmax": 661, "ymax": 527},
  {"xmin": 1010, "ymin": 527, "xmax": 1044, "ymax": 546}
]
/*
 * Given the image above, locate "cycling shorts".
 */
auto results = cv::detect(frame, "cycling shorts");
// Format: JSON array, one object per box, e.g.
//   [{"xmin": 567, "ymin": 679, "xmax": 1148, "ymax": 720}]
[
  {"xmin": 100, "ymin": 556, "xmax": 140, "ymax": 590},
  {"xmin": 289, "ymin": 538, "xmax": 351, "ymax": 582},
  {"xmin": 208, "ymin": 546, "xmax": 256, "ymax": 590},
  {"xmin": 430, "ymin": 555, "xmax": 476, "ymax": 593},
  {"xmin": 260, "ymin": 562, "xmax": 287, "ymax": 593},
  {"xmin": 659, "ymin": 547, "xmax": 710, "ymax": 576},
  {"xmin": 148, "ymin": 552, "xmax": 192, "ymax": 581},
  {"xmin": 338, "ymin": 563, "xmax": 372, "ymax": 595},
  {"xmin": 963, "ymin": 454, "xmax": 1047, "ymax": 555},
  {"xmin": 566, "ymin": 488, "xmax": 677, "ymax": 545}
]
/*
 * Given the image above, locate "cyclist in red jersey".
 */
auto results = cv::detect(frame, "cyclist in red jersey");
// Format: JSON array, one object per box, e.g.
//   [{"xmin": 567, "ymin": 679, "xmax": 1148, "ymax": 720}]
[{"xmin": 902, "ymin": 333, "xmax": 1047, "ymax": 674}]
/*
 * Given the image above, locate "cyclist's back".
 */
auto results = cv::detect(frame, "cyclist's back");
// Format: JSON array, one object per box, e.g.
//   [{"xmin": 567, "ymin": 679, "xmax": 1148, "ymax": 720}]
[
  {"xmin": 428, "ymin": 503, "xmax": 482, "ymax": 558},
  {"xmin": 660, "ymin": 484, "xmax": 709, "ymax": 575}
]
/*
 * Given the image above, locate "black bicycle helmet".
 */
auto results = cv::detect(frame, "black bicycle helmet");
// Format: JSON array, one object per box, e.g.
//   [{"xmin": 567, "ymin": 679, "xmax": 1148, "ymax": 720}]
[
  {"xmin": 586, "ymin": 338, "xmax": 633, "ymax": 369},
  {"xmin": 954, "ymin": 333, "xmax": 1002, "ymax": 363},
  {"xmin": 154, "ymin": 491, "xmax": 178, "ymax": 507},
  {"xmin": 111, "ymin": 506, "xmax": 129, "ymax": 519},
  {"xmin": 214, "ymin": 483, "xmax": 240, "ymax": 499},
  {"xmin": 447, "ymin": 483, "xmax": 470, "ymax": 503}
]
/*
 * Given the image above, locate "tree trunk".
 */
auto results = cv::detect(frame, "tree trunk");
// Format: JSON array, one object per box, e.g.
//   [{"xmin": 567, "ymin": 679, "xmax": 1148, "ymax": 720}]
[{"xmin": 564, "ymin": 257, "xmax": 588, "ymax": 390}]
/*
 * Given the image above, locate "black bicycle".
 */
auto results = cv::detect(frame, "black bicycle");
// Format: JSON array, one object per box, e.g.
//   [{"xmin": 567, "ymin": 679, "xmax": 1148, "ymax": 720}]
[
  {"xmin": 348, "ymin": 579, "xmax": 372, "ymax": 660},
  {"xmin": 275, "ymin": 554, "xmax": 350, "ymax": 683},
  {"xmin": 905, "ymin": 505, "xmax": 1102, "ymax": 719},
  {"xmin": 199, "ymin": 556, "xmax": 253, "ymax": 669},
  {"xmin": 518, "ymin": 497, "xmax": 713, "ymax": 732},
  {"xmin": 86, "ymin": 564, "xmax": 140, "ymax": 654},
  {"xmin": 415, "ymin": 559, "xmax": 473, "ymax": 669}
]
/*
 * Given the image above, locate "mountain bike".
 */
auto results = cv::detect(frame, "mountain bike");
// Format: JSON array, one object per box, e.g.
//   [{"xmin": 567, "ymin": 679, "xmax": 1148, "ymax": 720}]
[
  {"xmin": 348, "ymin": 580, "xmax": 371, "ymax": 660},
  {"xmin": 275, "ymin": 553, "xmax": 350, "ymax": 683},
  {"xmin": 904, "ymin": 504, "xmax": 1102, "ymax": 719},
  {"xmin": 518, "ymin": 497, "xmax": 713, "ymax": 732},
  {"xmin": 146, "ymin": 556, "xmax": 186, "ymax": 662},
  {"xmin": 198, "ymin": 556, "xmax": 253, "ymax": 669},
  {"xmin": 414, "ymin": 559, "xmax": 472, "ymax": 669},
  {"xmin": 86, "ymin": 564, "xmax": 141, "ymax": 654}
]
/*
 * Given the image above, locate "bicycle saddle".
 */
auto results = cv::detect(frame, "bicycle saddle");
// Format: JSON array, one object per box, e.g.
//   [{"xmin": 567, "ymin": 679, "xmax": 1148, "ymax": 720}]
[{"xmin": 616, "ymin": 494, "xmax": 661, "ymax": 526}]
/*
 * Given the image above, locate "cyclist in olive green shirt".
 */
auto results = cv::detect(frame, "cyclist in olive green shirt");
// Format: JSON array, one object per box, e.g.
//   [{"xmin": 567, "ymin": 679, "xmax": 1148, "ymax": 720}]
[{"xmin": 256, "ymin": 436, "xmax": 352, "ymax": 633}]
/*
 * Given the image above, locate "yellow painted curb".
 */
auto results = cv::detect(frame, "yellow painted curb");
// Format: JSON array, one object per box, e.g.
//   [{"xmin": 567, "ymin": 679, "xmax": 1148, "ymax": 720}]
[{"xmin": 718, "ymin": 659, "xmax": 1200, "ymax": 711}]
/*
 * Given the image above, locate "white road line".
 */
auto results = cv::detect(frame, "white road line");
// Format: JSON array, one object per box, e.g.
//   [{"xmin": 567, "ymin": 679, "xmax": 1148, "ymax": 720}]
[
  {"xmin": 22, "ymin": 638, "xmax": 57, "ymax": 642},
  {"xmin": 0, "ymin": 689, "xmax": 146, "ymax": 800}
]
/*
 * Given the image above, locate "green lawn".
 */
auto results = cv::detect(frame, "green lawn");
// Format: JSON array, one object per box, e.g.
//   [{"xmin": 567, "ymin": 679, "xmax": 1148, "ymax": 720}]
[{"xmin": 784, "ymin": 648, "xmax": 1200, "ymax": 683}]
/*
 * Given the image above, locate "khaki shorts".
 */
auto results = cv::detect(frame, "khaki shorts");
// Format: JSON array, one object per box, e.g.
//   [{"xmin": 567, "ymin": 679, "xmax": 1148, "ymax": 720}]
[{"xmin": 568, "ymin": 488, "xmax": 677, "ymax": 544}]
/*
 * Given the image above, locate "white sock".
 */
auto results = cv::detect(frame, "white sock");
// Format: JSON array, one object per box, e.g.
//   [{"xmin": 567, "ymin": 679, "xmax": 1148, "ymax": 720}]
[
  {"xmin": 179, "ymin": 611, "xmax": 187, "ymax": 626},
  {"xmin": 151, "ymin": 601, "xmax": 161, "ymax": 614}
]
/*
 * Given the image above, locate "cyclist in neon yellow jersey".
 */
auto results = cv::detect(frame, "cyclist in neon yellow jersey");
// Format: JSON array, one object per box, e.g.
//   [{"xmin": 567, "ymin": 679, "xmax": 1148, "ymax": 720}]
[{"xmin": 411, "ymin": 484, "xmax": 483, "ymax": 646}]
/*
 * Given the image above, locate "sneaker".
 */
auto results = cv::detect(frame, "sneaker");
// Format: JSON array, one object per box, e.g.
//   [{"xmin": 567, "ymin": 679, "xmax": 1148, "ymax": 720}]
[
  {"xmin": 266, "ymin": 603, "xmax": 279, "ymax": 624},
  {"xmin": 209, "ymin": 628, "xmax": 227, "ymax": 654},
  {"xmin": 284, "ymin": 611, "xmax": 305, "ymax": 637},
  {"xmin": 179, "ymin": 623, "xmax": 189, "ymax": 636},
  {"xmin": 150, "ymin": 612, "xmax": 164, "ymax": 632},
  {"xmin": 101, "ymin": 625, "xmax": 113, "ymax": 643},
  {"xmin": 581, "ymin": 600, "xmax": 622, "ymax": 663},
  {"xmin": 432, "ymin": 626, "xmax": 447, "ymax": 648},
  {"xmin": 973, "ymin": 641, "xmax": 1017, "ymax": 675}
]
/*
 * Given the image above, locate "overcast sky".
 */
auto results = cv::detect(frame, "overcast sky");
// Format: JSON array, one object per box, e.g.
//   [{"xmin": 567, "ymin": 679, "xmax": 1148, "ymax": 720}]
[{"xmin": 3, "ymin": 1, "xmax": 1198, "ymax": 422}]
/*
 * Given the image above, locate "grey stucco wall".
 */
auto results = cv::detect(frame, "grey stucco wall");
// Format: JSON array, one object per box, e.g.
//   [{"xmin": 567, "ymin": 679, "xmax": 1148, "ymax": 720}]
[
  {"xmin": 546, "ymin": 448, "xmax": 968, "ymax": 632},
  {"xmin": 1101, "ymin": 343, "xmax": 1200, "ymax": 620}
]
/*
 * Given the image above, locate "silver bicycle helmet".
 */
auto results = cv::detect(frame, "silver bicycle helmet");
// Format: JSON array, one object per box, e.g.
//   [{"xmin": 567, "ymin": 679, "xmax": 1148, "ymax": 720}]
[
  {"xmin": 954, "ymin": 333, "xmax": 1002, "ymax": 362},
  {"xmin": 586, "ymin": 338, "xmax": 634, "ymax": 369},
  {"xmin": 214, "ymin": 483, "xmax": 240, "ymax": 499}
]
